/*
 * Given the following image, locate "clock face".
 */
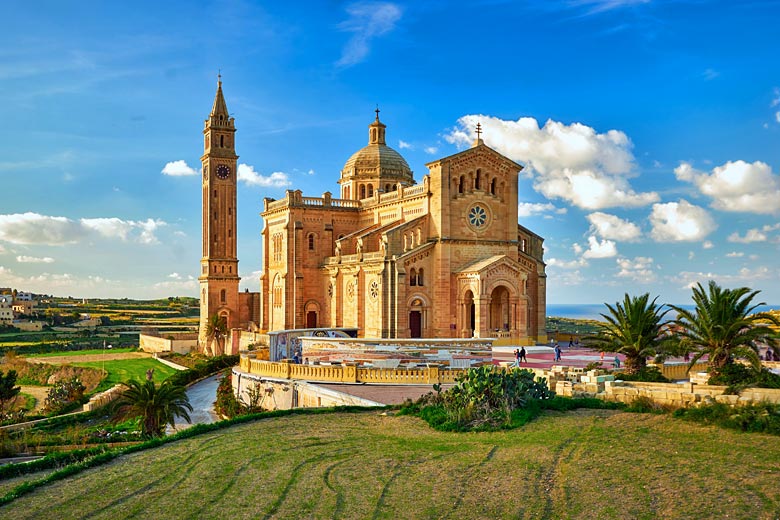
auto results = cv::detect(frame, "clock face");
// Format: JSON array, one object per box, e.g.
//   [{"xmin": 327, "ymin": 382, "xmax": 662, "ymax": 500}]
[{"xmin": 216, "ymin": 164, "xmax": 231, "ymax": 180}]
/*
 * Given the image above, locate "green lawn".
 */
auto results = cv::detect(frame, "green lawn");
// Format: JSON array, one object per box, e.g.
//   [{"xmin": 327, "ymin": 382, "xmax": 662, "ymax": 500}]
[
  {"xmin": 26, "ymin": 348, "xmax": 136, "ymax": 358},
  {"xmin": 72, "ymin": 359, "xmax": 179, "ymax": 392},
  {"xmin": 1, "ymin": 409, "xmax": 778, "ymax": 519}
]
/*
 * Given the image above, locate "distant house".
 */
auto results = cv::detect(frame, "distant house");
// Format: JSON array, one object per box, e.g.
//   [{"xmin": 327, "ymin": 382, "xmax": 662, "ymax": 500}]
[{"xmin": 0, "ymin": 296, "xmax": 13, "ymax": 324}]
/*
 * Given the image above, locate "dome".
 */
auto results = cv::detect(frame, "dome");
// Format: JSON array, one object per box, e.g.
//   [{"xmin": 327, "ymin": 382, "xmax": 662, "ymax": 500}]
[
  {"xmin": 339, "ymin": 110, "xmax": 414, "ymax": 187},
  {"xmin": 342, "ymin": 143, "xmax": 413, "ymax": 181}
]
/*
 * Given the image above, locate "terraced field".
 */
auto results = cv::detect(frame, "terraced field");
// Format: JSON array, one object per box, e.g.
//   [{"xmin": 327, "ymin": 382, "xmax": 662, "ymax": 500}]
[{"xmin": 1, "ymin": 409, "xmax": 779, "ymax": 519}]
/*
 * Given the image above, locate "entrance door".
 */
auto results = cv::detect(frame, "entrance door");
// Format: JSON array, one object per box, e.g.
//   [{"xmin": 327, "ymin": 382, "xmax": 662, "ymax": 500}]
[
  {"xmin": 409, "ymin": 311, "xmax": 422, "ymax": 338},
  {"xmin": 306, "ymin": 311, "xmax": 317, "ymax": 328}
]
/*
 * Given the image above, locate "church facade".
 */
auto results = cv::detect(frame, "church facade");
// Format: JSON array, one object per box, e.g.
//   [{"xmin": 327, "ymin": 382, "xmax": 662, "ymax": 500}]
[{"xmin": 258, "ymin": 110, "xmax": 547, "ymax": 342}]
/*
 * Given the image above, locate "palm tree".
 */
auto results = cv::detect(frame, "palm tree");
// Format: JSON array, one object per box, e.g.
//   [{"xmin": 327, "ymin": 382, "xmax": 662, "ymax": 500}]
[
  {"xmin": 114, "ymin": 379, "xmax": 193, "ymax": 437},
  {"xmin": 205, "ymin": 313, "xmax": 228, "ymax": 357},
  {"xmin": 588, "ymin": 293, "xmax": 671, "ymax": 374},
  {"xmin": 670, "ymin": 281, "xmax": 780, "ymax": 377}
]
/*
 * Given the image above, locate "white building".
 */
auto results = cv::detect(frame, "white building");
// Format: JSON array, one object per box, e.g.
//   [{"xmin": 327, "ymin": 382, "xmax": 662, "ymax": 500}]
[
  {"xmin": 15, "ymin": 292, "xmax": 33, "ymax": 301},
  {"xmin": 0, "ymin": 296, "xmax": 13, "ymax": 325}
]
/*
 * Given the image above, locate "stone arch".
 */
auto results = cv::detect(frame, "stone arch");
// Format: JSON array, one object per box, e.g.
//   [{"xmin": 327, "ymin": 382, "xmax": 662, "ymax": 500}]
[
  {"xmin": 407, "ymin": 293, "xmax": 431, "ymax": 339},
  {"xmin": 304, "ymin": 300, "xmax": 321, "ymax": 328}
]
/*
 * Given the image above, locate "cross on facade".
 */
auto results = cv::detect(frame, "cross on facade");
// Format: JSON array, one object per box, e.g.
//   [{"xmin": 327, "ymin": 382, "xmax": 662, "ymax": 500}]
[{"xmin": 475, "ymin": 122, "xmax": 482, "ymax": 140}]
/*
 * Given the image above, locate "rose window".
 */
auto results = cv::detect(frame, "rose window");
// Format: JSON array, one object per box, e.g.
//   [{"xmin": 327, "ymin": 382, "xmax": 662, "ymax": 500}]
[{"xmin": 468, "ymin": 205, "xmax": 488, "ymax": 228}]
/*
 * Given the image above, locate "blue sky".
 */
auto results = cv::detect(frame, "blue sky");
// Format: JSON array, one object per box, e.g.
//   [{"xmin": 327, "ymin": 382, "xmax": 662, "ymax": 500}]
[{"xmin": 1, "ymin": 0, "xmax": 779, "ymax": 306}]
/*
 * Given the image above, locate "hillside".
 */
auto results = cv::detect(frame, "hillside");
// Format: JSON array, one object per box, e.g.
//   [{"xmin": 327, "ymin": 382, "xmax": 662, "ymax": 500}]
[{"xmin": 1, "ymin": 410, "xmax": 778, "ymax": 519}]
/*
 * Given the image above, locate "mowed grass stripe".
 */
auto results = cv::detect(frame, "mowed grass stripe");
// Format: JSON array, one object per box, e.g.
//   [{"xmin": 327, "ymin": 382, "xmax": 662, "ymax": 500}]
[{"xmin": 1, "ymin": 410, "xmax": 779, "ymax": 519}]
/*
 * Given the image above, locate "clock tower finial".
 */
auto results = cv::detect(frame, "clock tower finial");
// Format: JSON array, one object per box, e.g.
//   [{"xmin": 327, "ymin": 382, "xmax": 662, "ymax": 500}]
[{"xmin": 199, "ymin": 78, "xmax": 240, "ymax": 353}]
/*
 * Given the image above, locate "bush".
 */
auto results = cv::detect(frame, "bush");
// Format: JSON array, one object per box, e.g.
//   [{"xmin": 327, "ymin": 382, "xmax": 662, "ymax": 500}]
[
  {"xmin": 674, "ymin": 402, "xmax": 780, "ymax": 435},
  {"xmin": 167, "ymin": 355, "xmax": 239, "ymax": 387},
  {"xmin": 44, "ymin": 377, "xmax": 86, "ymax": 414},
  {"xmin": 614, "ymin": 366, "xmax": 670, "ymax": 383},
  {"xmin": 409, "ymin": 366, "xmax": 554, "ymax": 431},
  {"xmin": 707, "ymin": 363, "xmax": 780, "ymax": 392}
]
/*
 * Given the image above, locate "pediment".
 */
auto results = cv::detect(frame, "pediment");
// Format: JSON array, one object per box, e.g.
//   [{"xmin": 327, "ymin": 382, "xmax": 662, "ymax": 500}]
[{"xmin": 457, "ymin": 255, "xmax": 526, "ymax": 278}]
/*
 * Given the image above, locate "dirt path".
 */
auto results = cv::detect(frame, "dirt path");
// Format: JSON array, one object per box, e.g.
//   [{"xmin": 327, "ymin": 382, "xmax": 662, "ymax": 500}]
[
  {"xmin": 18, "ymin": 386, "xmax": 49, "ymax": 412},
  {"xmin": 25, "ymin": 352, "xmax": 153, "ymax": 364}
]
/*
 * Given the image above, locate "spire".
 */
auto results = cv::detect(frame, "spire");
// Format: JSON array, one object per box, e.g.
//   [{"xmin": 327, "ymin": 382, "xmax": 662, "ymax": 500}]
[
  {"xmin": 368, "ymin": 106, "xmax": 387, "ymax": 145},
  {"xmin": 210, "ymin": 73, "xmax": 230, "ymax": 120}
]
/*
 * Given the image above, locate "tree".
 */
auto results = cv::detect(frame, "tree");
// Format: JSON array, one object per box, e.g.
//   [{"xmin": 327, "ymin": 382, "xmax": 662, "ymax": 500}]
[
  {"xmin": 114, "ymin": 379, "xmax": 193, "ymax": 437},
  {"xmin": 588, "ymin": 293, "xmax": 671, "ymax": 375},
  {"xmin": 205, "ymin": 314, "xmax": 228, "ymax": 357},
  {"xmin": 0, "ymin": 369, "xmax": 21, "ymax": 416},
  {"xmin": 670, "ymin": 281, "xmax": 780, "ymax": 377}
]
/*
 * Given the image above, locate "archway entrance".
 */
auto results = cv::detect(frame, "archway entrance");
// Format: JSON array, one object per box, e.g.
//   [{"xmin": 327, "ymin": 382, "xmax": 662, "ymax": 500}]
[
  {"xmin": 489, "ymin": 286, "xmax": 510, "ymax": 331},
  {"xmin": 306, "ymin": 311, "xmax": 317, "ymax": 328},
  {"xmin": 409, "ymin": 311, "xmax": 422, "ymax": 338},
  {"xmin": 464, "ymin": 290, "xmax": 475, "ymax": 337}
]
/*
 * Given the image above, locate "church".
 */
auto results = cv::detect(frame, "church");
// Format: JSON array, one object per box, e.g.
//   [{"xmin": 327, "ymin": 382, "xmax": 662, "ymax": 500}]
[{"xmin": 199, "ymin": 79, "xmax": 547, "ymax": 345}]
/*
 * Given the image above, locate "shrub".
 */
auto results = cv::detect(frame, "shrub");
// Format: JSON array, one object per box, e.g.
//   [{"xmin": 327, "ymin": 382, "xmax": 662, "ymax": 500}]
[
  {"xmin": 707, "ymin": 363, "xmax": 780, "ymax": 392},
  {"xmin": 674, "ymin": 402, "xmax": 780, "ymax": 435},
  {"xmin": 44, "ymin": 377, "xmax": 86, "ymax": 414},
  {"xmin": 614, "ymin": 366, "xmax": 670, "ymax": 383},
  {"xmin": 413, "ymin": 366, "xmax": 554, "ymax": 431}
]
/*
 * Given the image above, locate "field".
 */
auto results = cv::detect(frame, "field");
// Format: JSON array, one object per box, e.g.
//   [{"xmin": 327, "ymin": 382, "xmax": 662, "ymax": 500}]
[
  {"xmin": 70, "ymin": 358, "xmax": 179, "ymax": 392},
  {"xmin": 1, "ymin": 409, "xmax": 778, "ymax": 519}
]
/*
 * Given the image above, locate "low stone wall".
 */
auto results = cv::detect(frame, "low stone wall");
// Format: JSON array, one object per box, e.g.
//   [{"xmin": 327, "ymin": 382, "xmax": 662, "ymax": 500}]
[
  {"xmin": 231, "ymin": 369, "xmax": 382, "ymax": 411},
  {"xmin": 83, "ymin": 384, "xmax": 125, "ymax": 411},
  {"xmin": 139, "ymin": 333, "xmax": 198, "ymax": 354}
]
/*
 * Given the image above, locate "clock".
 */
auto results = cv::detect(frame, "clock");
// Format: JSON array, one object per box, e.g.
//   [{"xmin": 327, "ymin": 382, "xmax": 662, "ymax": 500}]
[{"xmin": 216, "ymin": 164, "xmax": 231, "ymax": 180}]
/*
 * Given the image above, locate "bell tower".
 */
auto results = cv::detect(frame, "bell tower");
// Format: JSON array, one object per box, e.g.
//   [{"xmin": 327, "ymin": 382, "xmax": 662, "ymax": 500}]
[{"xmin": 199, "ymin": 75, "xmax": 240, "ymax": 347}]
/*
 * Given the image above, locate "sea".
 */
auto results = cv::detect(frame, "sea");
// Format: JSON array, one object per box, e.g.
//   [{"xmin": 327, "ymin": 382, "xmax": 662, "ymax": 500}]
[{"xmin": 547, "ymin": 303, "xmax": 780, "ymax": 321}]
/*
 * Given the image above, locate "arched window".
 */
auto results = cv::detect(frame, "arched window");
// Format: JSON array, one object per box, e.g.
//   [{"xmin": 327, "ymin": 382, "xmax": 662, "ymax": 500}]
[
  {"xmin": 458, "ymin": 176, "xmax": 464, "ymax": 194},
  {"xmin": 220, "ymin": 135, "xmax": 224, "ymax": 147},
  {"xmin": 220, "ymin": 289, "xmax": 226, "ymax": 303},
  {"xmin": 368, "ymin": 184, "xmax": 374, "ymax": 197},
  {"xmin": 360, "ymin": 185, "xmax": 366, "ymax": 199},
  {"xmin": 490, "ymin": 178, "xmax": 497, "ymax": 195},
  {"xmin": 308, "ymin": 233, "xmax": 315, "ymax": 250},
  {"xmin": 417, "ymin": 268, "xmax": 424, "ymax": 286},
  {"xmin": 409, "ymin": 268, "xmax": 417, "ymax": 286},
  {"xmin": 475, "ymin": 169, "xmax": 481, "ymax": 190},
  {"xmin": 416, "ymin": 228, "xmax": 422, "ymax": 246},
  {"xmin": 385, "ymin": 184, "xmax": 390, "ymax": 192}
]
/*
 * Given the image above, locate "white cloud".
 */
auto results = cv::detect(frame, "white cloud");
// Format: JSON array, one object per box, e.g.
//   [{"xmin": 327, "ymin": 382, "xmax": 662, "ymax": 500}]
[
  {"xmin": 702, "ymin": 240, "xmax": 714, "ymax": 249},
  {"xmin": 168, "ymin": 272, "xmax": 182, "ymax": 279},
  {"xmin": 616, "ymin": 256, "xmax": 656, "ymax": 282},
  {"xmin": 703, "ymin": 68, "xmax": 720, "ymax": 81},
  {"xmin": 237, "ymin": 164, "xmax": 291, "ymax": 187},
  {"xmin": 0, "ymin": 212, "xmax": 167, "ymax": 246},
  {"xmin": 153, "ymin": 275, "xmax": 197, "ymax": 293},
  {"xmin": 728, "ymin": 223, "xmax": 780, "ymax": 244},
  {"xmin": 671, "ymin": 265, "xmax": 777, "ymax": 291},
  {"xmin": 586, "ymin": 211, "xmax": 641, "ymax": 241},
  {"xmin": 161, "ymin": 160, "xmax": 197, "ymax": 177},
  {"xmin": 398, "ymin": 140, "xmax": 412, "ymax": 150},
  {"xmin": 726, "ymin": 251, "xmax": 745, "ymax": 258},
  {"xmin": 16, "ymin": 255, "xmax": 54, "ymax": 263},
  {"xmin": 445, "ymin": 115, "xmax": 658, "ymax": 210},
  {"xmin": 572, "ymin": 243, "xmax": 583, "ymax": 255},
  {"xmin": 675, "ymin": 160, "xmax": 780, "ymax": 215},
  {"xmin": 582, "ymin": 235, "xmax": 618, "ymax": 259},
  {"xmin": 518, "ymin": 202, "xmax": 567, "ymax": 218},
  {"xmin": 649, "ymin": 200, "xmax": 717, "ymax": 242},
  {"xmin": 546, "ymin": 257, "xmax": 586, "ymax": 269},
  {"xmin": 424, "ymin": 146, "xmax": 438, "ymax": 155},
  {"xmin": 336, "ymin": 2, "xmax": 402, "ymax": 68}
]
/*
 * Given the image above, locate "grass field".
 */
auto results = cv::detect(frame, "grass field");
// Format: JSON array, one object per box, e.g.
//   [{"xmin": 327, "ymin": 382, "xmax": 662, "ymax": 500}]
[
  {"xmin": 1, "ymin": 409, "xmax": 778, "ymax": 519},
  {"xmin": 71, "ymin": 359, "xmax": 179, "ymax": 392},
  {"xmin": 26, "ymin": 348, "xmax": 136, "ymax": 358}
]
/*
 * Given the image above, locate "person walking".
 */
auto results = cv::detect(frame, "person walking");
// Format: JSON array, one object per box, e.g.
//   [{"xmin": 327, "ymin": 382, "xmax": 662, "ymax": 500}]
[
  {"xmin": 512, "ymin": 348, "xmax": 520, "ymax": 367},
  {"xmin": 520, "ymin": 346, "xmax": 527, "ymax": 364},
  {"xmin": 554, "ymin": 344, "xmax": 562, "ymax": 362}
]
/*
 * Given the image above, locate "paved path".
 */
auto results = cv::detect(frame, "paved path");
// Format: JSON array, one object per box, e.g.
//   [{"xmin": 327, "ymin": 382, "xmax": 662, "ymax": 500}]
[
  {"xmin": 492, "ymin": 345, "xmax": 623, "ymax": 371},
  {"xmin": 170, "ymin": 375, "xmax": 220, "ymax": 433}
]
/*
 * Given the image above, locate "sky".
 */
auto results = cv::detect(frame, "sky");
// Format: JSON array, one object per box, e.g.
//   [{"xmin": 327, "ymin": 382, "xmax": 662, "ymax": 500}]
[{"xmin": 1, "ymin": 0, "xmax": 779, "ymax": 306}]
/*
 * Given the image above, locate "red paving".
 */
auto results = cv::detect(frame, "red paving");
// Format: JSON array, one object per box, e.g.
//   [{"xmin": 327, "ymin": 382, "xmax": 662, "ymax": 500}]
[{"xmin": 493, "ymin": 345, "xmax": 625, "ymax": 371}]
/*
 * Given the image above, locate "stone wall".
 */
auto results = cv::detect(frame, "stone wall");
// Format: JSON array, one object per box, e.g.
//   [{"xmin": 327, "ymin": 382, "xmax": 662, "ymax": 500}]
[{"xmin": 139, "ymin": 333, "xmax": 198, "ymax": 354}]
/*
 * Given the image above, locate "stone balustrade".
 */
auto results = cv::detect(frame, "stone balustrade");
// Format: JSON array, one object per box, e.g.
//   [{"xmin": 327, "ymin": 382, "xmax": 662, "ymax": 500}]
[{"xmin": 240, "ymin": 356, "xmax": 463, "ymax": 385}]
